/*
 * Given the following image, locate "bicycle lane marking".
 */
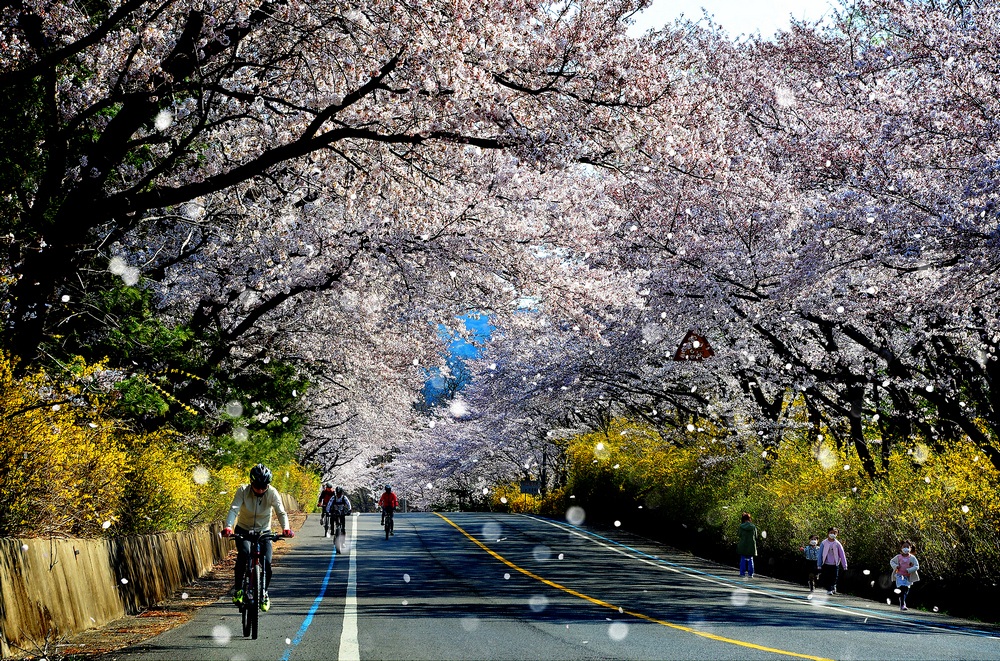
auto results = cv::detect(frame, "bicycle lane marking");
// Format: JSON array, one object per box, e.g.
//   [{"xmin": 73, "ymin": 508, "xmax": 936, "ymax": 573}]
[
  {"xmin": 434, "ymin": 512, "xmax": 831, "ymax": 661},
  {"xmin": 280, "ymin": 532, "xmax": 339, "ymax": 661},
  {"xmin": 338, "ymin": 513, "xmax": 360, "ymax": 661},
  {"xmin": 527, "ymin": 514, "xmax": 1000, "ymax": 640}
]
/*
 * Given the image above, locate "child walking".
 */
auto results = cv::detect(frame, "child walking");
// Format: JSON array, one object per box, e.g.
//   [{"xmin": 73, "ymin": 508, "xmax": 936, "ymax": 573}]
[
  {"xmin": 818, "ymin": 526, "xmax": 847, "ymax": 595},
  {"xmin": 737, "ymin": 513, "xmax": 758, "ymax": 579},
  {"xmin": 889, "ymin": 540, "xmax": 920, "ymax": 611},
  {"xmin": 801, "ymin": 534, "xmax": 820, "ymax": 591}
]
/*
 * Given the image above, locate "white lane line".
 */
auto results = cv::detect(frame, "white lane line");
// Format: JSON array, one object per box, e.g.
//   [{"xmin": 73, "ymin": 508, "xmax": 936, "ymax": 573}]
[
  {"xmin": 339, "ymin": 514, "xmax": 360, "ymax": 661},
  {"xmin": 526, "ymin": 514, "xmax": 999, "ymax": 638}
]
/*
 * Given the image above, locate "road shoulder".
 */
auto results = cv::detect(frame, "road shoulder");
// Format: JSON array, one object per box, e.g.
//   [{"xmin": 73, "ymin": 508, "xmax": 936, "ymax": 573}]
[{"xmin": 47, "ymin": 512, "xmax": 308, "ymax": 660}]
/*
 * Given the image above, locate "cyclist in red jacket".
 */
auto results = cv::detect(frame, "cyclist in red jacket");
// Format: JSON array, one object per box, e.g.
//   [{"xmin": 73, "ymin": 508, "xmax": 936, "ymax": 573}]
[
  {"xmin": 317, "ymin": 483, "xmax": 335, "ymax": 531},
  {"xmin": 378, "ymin": 484, "xmax": 398, "ymax": 532}
]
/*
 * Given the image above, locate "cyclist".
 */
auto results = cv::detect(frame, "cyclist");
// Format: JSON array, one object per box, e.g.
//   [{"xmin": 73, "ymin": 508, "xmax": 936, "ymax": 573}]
[
  {"xmin": 317, "ymin": 483, "xmax": 335, "ymax": 531},
  {"xmin": 222, "ymin": 463, "xmax": 294, "ymax": 612},
  {"xmin": 325, "ymin": 486, "xmax": 352, "ymax": 547},
  {"xmin": 378, "ymin": 484, "xmax": 398, "ymax": 534}
]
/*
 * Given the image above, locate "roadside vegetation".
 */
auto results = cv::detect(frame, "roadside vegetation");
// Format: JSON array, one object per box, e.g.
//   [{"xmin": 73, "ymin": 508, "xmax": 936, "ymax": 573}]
[
  {"xmin": 0, "ymin": 353, "xmax": 319, "ymax": 538},
  {"xmin": 482, "ymin": 411, "xmax": 1000, "ymax": 621}
]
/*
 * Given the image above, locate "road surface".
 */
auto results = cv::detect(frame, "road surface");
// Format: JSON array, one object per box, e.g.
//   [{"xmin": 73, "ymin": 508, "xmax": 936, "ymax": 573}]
[{"xmin": 104, "ymin": 512, "xmax": 1000, "ymax": 660}]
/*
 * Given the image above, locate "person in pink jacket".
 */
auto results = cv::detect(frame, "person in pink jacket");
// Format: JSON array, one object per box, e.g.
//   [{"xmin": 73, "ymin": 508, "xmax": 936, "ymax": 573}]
[{"xmin": 817, "ymin": 526, "xmax": 847, "ymax": 595}]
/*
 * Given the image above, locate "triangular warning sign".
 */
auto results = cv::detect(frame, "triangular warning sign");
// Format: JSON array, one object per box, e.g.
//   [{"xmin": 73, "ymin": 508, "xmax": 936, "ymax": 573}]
[{"xmin": 673, "ymin": 330, "xmax": 714, "ymax": 361}]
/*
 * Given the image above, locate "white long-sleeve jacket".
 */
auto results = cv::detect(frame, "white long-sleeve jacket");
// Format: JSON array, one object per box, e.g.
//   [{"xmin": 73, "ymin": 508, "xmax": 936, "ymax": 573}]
[{"xmin": 225, "ymin": 484, "xmax": 290, "ymax": 532}]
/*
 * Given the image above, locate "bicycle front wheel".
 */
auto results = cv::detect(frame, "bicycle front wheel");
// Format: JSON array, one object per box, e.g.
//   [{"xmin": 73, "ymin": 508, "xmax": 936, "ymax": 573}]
[
  {"xmin": 251, "ymin": 563, "xmax": 262, "ymax": 639},
  {"xmin": 241, "ymin": 574, "xmax": 251, "ymax": 637}
]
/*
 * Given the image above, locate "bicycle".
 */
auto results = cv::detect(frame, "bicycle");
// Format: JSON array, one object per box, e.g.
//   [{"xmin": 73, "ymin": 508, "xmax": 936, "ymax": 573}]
[
  {"xmin": 232, "ymin": 530, "xmax": 285, "ymax": 640},
  {"xmin": 320, "ymin": 509, "xmax": 331, "ymax": 536},
  {"xmin": 383, "ymin": 508, "xmax": 394, "ymax": 540},
  {"xmin": 331, "ymin": 510, "xmax": 347, "ymax": 552}
]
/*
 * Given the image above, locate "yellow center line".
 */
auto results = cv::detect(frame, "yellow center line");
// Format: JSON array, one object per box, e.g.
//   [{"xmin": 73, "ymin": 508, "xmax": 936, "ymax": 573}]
[{"xmin": 435, "ymin": 512, "xmax": 832, "ymax": 661}]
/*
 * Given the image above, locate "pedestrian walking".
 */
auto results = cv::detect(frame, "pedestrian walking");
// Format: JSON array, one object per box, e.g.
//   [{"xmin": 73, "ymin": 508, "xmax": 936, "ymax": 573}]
[
  {"xmin": 889, "ymin": 540, "xmax": 920, "ymax": 611},
  {"xmin": 801, "ymin": 534, "xmax": 820, "ymax": 591},
  {"xmin": 737, "ymin": 513, "xmax": 758, "ymax": 579},
  {"xmin": 818, "ymin": 526, "xmax": 847, "ymax": 595}
]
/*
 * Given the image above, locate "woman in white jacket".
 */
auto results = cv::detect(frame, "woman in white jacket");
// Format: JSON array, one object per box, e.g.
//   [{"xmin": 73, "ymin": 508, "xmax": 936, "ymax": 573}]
[{"xmin": 223, "ymin": 464, "xmax": 293, "ymax": 610}]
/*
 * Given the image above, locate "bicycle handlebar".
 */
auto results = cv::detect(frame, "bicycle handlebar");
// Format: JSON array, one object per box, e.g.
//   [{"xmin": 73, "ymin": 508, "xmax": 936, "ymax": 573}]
[{"xmin": 231, "ymin": 531, "xmax": 287, "ymax": 543}]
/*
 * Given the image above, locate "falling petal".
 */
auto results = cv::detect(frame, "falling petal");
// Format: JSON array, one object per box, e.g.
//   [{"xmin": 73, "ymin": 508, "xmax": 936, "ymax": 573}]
[
  {"xmin": 863, "ymin": 569, "xmax": 870, "ymax": 575},
  {"xmin": 121, "ymin": 266, "xmax": 140, "ymax": 286},
  {"xmin": 403, "ymin": 573, "xmax": 411, "ymax": 583},
  {"xmin": 154, "ymin": 110, "xmax": 173, "ymax": 131},
  {"xmin": 614, "ymin": 520, "xmax": 621, "ymax": 527},
  {"xmin": 730, "ymin": 588, "xmax": 750, "ymax": 606},
  {"xmin": 504, "ymin": 573, "xmax": 511, "ymax": 580},
  {"xmin": 192, "ymin": 466, "xmax": 210, "ymax": 485},
  {"xmin": 181, "ymin": 593, "xmax": 189, "ymax": 599},
  {"xmin": 608, "ymin": 622, "xmax": 629, "ymax": 641},
  {"xmin": 533, "ymin": 545, "xmax": 552, "ymax": 561},
  {"xmin": 102, "ymin": 521, "xmax": 112, "ymax": 529},
  {"xmin": 566, "ymin": 506, "xmax": 585, "ymax": 525},
  {"xmin": 528, "ymin": 595, "xmax": 549, "ymax": 612}
]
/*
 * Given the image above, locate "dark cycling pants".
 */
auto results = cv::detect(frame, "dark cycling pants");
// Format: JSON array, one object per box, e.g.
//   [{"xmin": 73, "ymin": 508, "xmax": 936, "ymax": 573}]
[
  {"xmin": 234, "ymin": 525, "xmax": 273, "ymax": 591},
  {"xmin": 328, "ymin": 510, "xmax": 346, "ymax": 533}
]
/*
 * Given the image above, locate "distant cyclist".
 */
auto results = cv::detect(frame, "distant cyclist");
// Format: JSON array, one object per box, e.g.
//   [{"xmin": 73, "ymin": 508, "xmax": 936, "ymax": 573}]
[
  {"xmin": 223, "ymin": 464, "xmax": 293, "ymax": 612},
  {"xmin": 317, "ymin": 483, "xmax": 335, "ymax": 530},
  {"xmin": 325, "ymin": 486, "xmax": 352, "ymax": 546},
  {"xmin": 378, "ymin": 484, "xmax": 398, "ymax": 534}
]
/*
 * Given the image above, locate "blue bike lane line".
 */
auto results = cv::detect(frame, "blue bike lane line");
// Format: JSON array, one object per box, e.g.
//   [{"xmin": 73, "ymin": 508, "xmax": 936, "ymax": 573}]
[
  {"xmin": 279, "ymin": 523, "xmax": 343, "ymax": 661},
  {"xmin": 526, "ymin": 514, "xmax": 1000, "ymax": 640}
]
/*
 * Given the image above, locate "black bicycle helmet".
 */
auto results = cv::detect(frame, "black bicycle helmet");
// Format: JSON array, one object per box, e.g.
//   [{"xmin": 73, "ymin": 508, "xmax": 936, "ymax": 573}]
[
  {"xmin": 384, "ymin": 484, "xmax": 391, "ymax": 492},
  {"xmin": 249, "ymin": 463, "xmax": 272, "ymax": 489},
  {"xmin": 335, "ymin": 486, "xmax": 344, "ymax": 495}
]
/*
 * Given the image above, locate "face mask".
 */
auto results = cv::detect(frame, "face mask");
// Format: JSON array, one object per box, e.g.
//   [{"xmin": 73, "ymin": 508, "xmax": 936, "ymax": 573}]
[
  {"xmin": 901, "ymin": 547, "xmax": 910, "ymax": 554},
  {"xmin": 809, "ymin": 540, "xmax": 818, "ymax": 546},
  {"xmin": 828, "ymin": 533, "xmax": 837, "ymax": 539}
]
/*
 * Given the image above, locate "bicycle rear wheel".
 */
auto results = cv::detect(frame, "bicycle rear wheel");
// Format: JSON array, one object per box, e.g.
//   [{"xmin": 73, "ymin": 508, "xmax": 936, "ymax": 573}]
[{"xmin": 251, "ymin": 563, "xmax": 261, "ymax": 639}]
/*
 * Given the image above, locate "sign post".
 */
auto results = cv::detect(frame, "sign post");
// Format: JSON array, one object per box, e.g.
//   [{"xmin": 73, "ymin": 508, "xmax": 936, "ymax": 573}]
[{"xmin": 520, "ymin": 480, "xmax": 540, "ymax": 512}]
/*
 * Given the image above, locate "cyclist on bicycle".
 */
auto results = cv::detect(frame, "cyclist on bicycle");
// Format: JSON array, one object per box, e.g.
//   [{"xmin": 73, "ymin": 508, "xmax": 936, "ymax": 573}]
[
  {"xmin": 222, "ymin": 464, "xmax": 294, "ymax": 611},
  {"xmin": 325, "ymin": 486, "xmax": 352, "ymax": 547},
  {"xmin": 317, "ymin": 483, "xmax": 335, "ymax": 530},
  {"xmin": 378, "ymin": 484, "xmax": 398, "ymax": 534}
]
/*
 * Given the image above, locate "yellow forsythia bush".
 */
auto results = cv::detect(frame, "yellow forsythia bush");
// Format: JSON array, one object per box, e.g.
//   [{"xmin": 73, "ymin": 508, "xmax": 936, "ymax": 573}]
[
  {"xmin": 0, "ymin": 354, "xmax": 318, "ymax": 537},
  {"xmin": 271, "ymin": 462, "xmax": 322, "ymax": 513},
  {"xmin": 557, "ymin": 415, "xmax": 1000, "ymax": 583}
]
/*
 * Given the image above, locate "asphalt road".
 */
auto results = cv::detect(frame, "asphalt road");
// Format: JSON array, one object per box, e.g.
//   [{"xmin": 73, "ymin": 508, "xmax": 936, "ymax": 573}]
[{"xmin": 105, "ymin": 512, "xmax": 1000, "ymax": 660}]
